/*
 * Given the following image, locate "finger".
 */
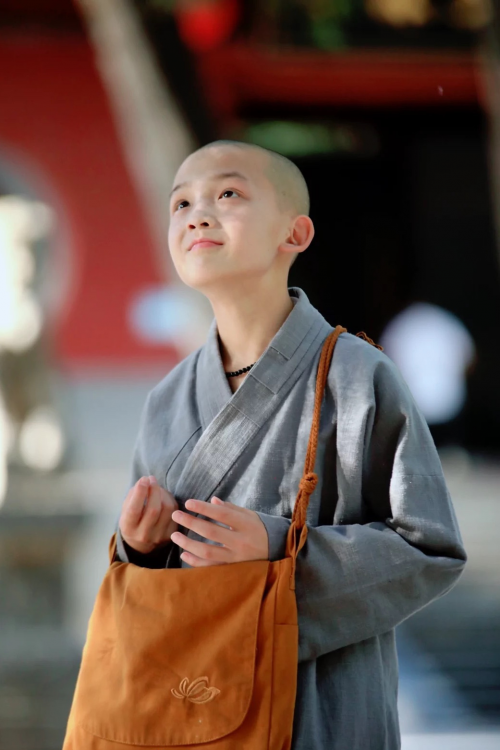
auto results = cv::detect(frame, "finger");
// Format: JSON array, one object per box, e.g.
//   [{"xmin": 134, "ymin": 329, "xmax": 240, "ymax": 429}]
[
  {"xmin": 184, "ymin": 498, "xmax": 241, "ymax": 528},
  {"xmin": 179, "ymin": 550, "xmax": 224, "ymax": 568},
  {"xmin": 170, "ymin": 531, "xmax": 231, "ymax": 562},
  {"xmin": 142, "ymin": 475, "xmax": 158, "ymax": 514},
  {"xmin": 171, "ymin": 509, "xmax": 233, "ymax": 546},
  {"xmin": 137, "ymin": 489, "xmax": 164, "ymax": 530},
  {"xmin": 209, "ymin": 497, "xmax": 231, "ymax": 525},
  {"xmin": 124, "ymin": 477, "xmax": 150, "ymax": 523}
]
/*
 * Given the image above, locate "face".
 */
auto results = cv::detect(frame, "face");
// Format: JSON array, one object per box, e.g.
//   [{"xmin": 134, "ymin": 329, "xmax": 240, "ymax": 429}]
[{"xmin": 168, "ymin": 145, "xmax": 293, "ymax": 294}]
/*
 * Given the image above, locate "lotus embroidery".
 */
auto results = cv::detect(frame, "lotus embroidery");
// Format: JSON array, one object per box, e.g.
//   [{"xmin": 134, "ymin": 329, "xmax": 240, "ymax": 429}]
[{"xmin": 171, "ymin": 676, "xmax": 220, "ymax": 704}]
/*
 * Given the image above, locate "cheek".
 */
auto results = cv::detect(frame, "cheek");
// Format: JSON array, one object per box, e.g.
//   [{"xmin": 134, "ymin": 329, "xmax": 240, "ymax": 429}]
[
  {"xmin": 226, "ymin": 207, "xmax": 273, "ymax": 245},
  {"xmin": 168, "ymin": 219, "xmax": 182, "ymax": 251},
  {"xmin": 248, "ymin": 213, "xmax": 280, "ymax": 254}
]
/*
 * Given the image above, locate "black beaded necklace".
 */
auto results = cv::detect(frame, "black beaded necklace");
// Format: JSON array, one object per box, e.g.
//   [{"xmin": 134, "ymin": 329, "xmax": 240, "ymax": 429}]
[
  {"xmin": 224, "ymin": 362, "xmax": 256, "ymax": 378},
  {"xmin": 224, "ymin": 293, "xmax": 297, "ymax": 377}
]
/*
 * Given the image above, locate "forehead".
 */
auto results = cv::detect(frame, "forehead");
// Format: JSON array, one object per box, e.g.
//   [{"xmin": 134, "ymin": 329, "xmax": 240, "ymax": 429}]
[{"xmin": 172, "ymin": 146, "xmax": 270, "ymax": 189}]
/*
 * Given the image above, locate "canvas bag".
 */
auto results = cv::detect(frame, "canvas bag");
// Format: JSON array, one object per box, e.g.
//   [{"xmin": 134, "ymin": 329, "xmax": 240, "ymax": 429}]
[{"xmin": 62, "ymin": 324, "xmax": 347, "ymax": 750}]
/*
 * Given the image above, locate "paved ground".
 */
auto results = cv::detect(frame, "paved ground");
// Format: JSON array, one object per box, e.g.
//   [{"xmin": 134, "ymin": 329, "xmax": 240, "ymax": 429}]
[{"xmin": 402, "ymin": 733, "xmax": 500, "ymax": 749}]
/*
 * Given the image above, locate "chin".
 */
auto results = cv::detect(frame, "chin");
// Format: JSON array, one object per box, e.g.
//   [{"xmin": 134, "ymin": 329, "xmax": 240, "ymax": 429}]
[{"xmin": 179, "ymin": 268, "xmax": 226, "ymax": 291}]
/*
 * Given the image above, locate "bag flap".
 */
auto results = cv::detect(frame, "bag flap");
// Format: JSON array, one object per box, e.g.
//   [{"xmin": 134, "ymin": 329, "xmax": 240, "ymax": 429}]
[{"xmin": 73, "ymin": 552, "xmax": 271, "ymax": 745}]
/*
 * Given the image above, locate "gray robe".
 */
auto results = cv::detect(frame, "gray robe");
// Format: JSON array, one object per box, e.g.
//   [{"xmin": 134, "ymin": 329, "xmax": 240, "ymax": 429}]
[{"xmin": 114, "ymin": 286, "xmax": 467, "ymax": 750}]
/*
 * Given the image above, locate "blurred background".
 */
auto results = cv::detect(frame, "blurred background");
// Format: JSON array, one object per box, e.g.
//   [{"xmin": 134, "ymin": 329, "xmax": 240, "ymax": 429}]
[{"xmin": 0, "ymin": 1, "xmax": 499, "ymax": 748}]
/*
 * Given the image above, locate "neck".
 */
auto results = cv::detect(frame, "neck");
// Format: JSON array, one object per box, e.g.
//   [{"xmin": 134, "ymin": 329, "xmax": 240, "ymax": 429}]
[{"xmin": 208, "ymin": 283, "xmax": 295, "ymax": 375}]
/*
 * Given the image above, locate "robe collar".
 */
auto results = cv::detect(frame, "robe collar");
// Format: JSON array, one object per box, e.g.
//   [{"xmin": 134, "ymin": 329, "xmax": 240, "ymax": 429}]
[{"xmin": 196, "ymin": 286, "xmax": 331, "ymax": 431}]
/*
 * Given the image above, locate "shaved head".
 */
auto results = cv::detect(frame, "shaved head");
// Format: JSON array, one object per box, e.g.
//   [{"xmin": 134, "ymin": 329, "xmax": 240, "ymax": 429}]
[
  {"xmin": 169, "ymin": 139, "xmax": 313, "ymax": 283},
  {"xmin": 195, "ymin": 140, "xmax": 310, "ymax": 218}
]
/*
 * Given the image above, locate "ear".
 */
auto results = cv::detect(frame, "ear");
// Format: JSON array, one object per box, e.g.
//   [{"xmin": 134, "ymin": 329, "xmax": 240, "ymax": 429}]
[{"xmin": 278, "ymin": 215, "xmax": 315, "ymax": 260}]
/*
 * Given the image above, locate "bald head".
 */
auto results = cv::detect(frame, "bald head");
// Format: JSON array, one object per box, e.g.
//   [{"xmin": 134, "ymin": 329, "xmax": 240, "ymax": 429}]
[
  {"xmin": 170, "ymin": 140, "xmax": 312, "ymax": 274},
  {"xmin": 195, "ymin": 140, "xmax": 310, "ymax": 218}
]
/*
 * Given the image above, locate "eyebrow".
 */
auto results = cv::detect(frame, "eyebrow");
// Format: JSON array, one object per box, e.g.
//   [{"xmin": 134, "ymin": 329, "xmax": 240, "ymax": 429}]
[{"xmin": 169, "ymin": 171, "xmax": 249, "ymax": 198}]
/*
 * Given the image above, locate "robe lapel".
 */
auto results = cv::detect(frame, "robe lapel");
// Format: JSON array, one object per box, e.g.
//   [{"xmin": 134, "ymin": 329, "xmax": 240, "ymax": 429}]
[
  {"xmin": 172, "ymin": 287, "xmax": 333, "ymax": 506},
  {"xmin": 195, "ymin": 315, "xmax": 233, "ymax": 432}
]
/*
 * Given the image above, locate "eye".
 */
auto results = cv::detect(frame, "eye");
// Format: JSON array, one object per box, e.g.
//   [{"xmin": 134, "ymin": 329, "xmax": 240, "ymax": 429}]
[
  {"xmin": 220, "ymin": 189, "xmax": 239, "ymax": 199},
  {"xmin": 174, "ymin": 199, "xmax": 189, "ymax": 211}
]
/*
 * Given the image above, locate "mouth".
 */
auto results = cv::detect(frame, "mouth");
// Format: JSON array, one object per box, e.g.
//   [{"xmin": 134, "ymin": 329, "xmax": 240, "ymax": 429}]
[{"xmin": 188, "ymin": 239, "xmax": 223, "ymax": 252}]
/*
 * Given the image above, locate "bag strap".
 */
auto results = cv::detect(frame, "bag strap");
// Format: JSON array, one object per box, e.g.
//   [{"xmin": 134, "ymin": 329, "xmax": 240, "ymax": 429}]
[
  {"xmin": 285, "ymin": 325, "xmax": 347, "ymax": 586},
  {"xmin": 291, "ymin": 325, "xmax": 347, "ymax": 530}
]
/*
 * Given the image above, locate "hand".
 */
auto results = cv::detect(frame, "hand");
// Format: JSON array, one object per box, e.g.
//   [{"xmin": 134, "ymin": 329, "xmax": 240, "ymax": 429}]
[
  {"xmin": 119, "ymin": 475, "xmax": 178, "ymax": 555},
  {"xmin": 170, "ymin": 497, "xmax": 269, "ymax": 567}
]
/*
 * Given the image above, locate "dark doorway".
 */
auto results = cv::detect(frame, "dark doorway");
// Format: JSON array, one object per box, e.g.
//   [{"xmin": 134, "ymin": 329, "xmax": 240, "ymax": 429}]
[{"xmin": 288, "ymin": 105, "xmax": 500, "ymax": 452}]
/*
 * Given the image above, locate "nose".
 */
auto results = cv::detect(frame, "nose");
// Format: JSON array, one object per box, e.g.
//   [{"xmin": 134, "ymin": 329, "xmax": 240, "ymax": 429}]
[{"xmin": 188, "ymin": 210, "xmax": 216, "ymax": 230}]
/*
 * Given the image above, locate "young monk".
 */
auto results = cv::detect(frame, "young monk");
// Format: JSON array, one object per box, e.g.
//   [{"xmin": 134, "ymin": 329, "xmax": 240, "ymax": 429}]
[{"xmin": 114, "ymin": 140, "xmax": 467, "ymax": 750}]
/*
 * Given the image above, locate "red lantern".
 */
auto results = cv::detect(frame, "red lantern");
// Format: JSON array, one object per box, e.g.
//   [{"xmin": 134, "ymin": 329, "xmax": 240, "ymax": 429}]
[{"xmin": 174, "ymin": 0, "xmax": 240, "ymax": 53}]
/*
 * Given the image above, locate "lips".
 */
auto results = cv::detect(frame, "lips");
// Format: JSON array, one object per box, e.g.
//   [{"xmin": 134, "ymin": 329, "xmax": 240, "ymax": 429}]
[{"xmin": 188, "ymin": 239, "xmax": 223, "ymax": 252}]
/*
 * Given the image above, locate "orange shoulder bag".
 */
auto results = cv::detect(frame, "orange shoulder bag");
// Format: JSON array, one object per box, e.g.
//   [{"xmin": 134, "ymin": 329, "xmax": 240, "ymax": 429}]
[{"xmin": 63, "ymin": 325, "xmax": 347, "ymax": 749}]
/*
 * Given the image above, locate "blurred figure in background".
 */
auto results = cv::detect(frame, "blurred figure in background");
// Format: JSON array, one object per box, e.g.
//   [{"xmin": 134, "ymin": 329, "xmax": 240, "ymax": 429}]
[
  {"xmin": 0, "ymin": 196, "xmax": 64, "ymax": 505},
  {"xmin": 380, "ymin": 302, "xmax": 476, "ymax": 447}
]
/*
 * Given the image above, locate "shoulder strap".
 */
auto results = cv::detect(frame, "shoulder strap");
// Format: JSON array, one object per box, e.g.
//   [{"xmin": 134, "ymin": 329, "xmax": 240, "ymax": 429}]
[
  {"xmin": 291, "ymin": 325, "xmax": 347, "ymax": 530},
  {"xmin": 356, "ymin": 330, "xmax": 384, "ymax": 351}
]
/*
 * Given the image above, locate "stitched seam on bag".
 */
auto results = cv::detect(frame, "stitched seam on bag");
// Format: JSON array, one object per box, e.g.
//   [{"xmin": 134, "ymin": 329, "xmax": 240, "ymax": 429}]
[
  {"xmin": 275, "ymin": 560, "xmax": 294, "ymax": 625},
  {"xmin": 76, "ymin": 721, "xmax": 168, "ymax": 747},
  {"xmin": 267, "ymin": 561, "xmax": 280, "ymax": 749}
]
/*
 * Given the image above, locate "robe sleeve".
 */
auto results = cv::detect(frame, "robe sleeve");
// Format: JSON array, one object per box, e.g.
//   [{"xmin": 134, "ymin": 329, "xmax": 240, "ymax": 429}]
[
  {"xmin": 113, "ymin": 392, "xmax": 172, "ymax": 569},
  {"xmin": 255, "ymin": 355, "xmax": 467, "ymax": 663},
  {"xmin": 115, "ymin": 527, "xmax": 172, "ymax": 568}
]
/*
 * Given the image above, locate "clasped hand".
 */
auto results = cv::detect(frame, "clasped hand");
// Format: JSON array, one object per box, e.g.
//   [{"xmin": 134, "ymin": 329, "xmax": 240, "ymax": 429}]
[
  {"xmin": 119, "ymin": 475, "xmax": 269, "ymax": 566},
  {"xmin": 171, "ymin": 497, "xmax": 269, "ymax": 567}
]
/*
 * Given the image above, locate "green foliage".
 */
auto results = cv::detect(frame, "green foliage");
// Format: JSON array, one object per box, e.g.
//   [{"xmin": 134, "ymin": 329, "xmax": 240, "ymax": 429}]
[
  {"xmin": 309, "ymin": 0, "xmax": 356, "ymax": 49},
  {"xmin": 244, "ymin": 120, "xmax": 356, "ymax": 157}
]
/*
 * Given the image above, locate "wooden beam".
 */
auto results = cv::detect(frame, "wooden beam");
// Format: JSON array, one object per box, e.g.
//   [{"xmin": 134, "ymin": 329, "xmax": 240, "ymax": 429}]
[{"xmin": 197, "ymin": 44, "xmax": 481, "ymax": 121}]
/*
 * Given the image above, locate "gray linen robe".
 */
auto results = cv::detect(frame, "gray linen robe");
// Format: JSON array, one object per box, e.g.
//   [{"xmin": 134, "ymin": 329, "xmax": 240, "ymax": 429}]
[{"xmin": 114, "ymin": 285, "xmax": 467, "ymax": 750}]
